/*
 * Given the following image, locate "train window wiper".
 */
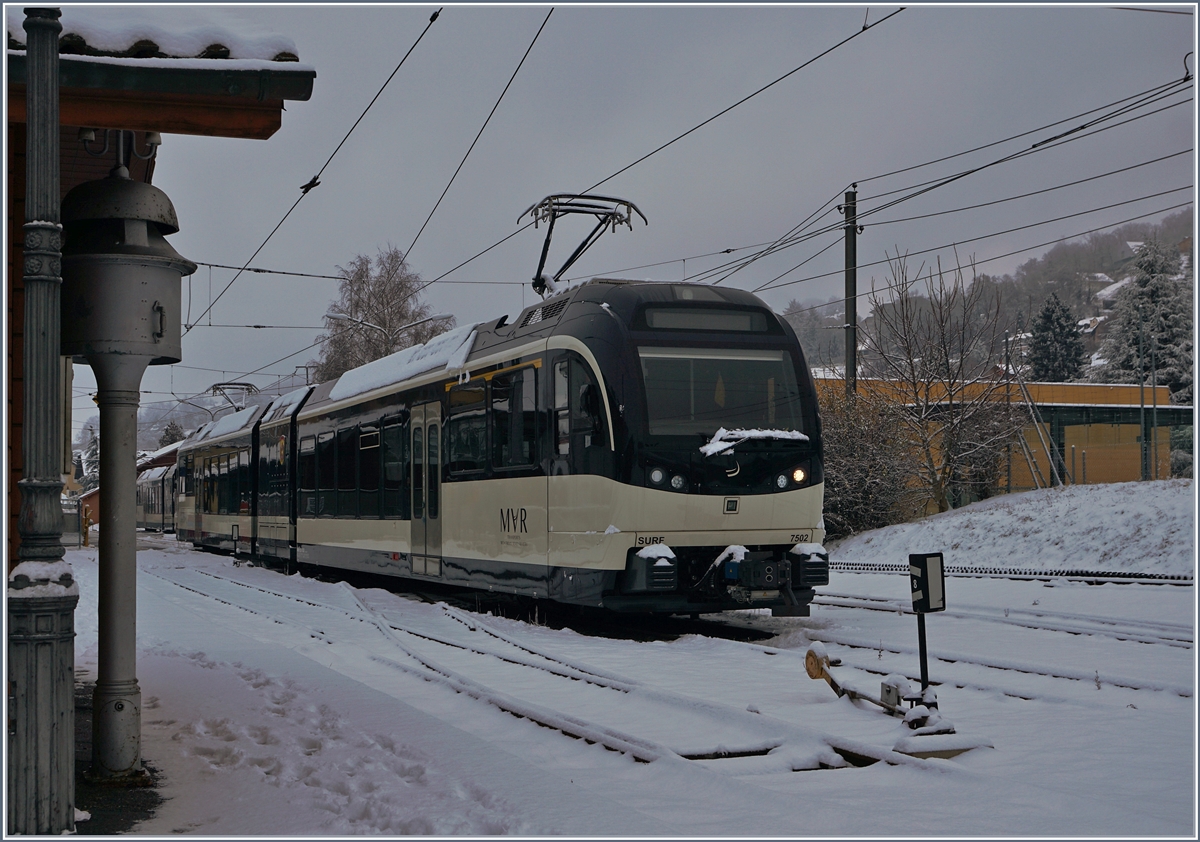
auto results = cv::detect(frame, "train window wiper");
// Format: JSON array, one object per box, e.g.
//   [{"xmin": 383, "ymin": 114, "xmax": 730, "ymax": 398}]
[{"xmin": 699, "ymin": 427, "xmax": 809, "ymax": 457}]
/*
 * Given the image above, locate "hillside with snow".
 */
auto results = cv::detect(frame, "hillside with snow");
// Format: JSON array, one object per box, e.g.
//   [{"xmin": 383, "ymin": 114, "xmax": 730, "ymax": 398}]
[{"xmin": 828, "ymin": 479, "xmax": 1195, "ymax": 577}]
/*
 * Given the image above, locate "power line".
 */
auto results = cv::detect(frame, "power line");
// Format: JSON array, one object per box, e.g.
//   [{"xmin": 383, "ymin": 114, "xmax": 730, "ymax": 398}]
[
  {"xmin": 758, "ymin": 193, "xmax": 1193, "ymax": 295},
  {"xmin": 193, "ymin": 260, "xmax": 528, "ymax": 284},
  {"xmin": 407, "ymin": 8, "xmax": 553, "ymax": 260},
  {"xmin": 418, "ymin": 8, "xmax": 907, "ymax": 296},
  {"xmin": 711, "ymin": 77, "xmax": 1194, "ymax": 286},
  {"xmin": 183, "ymin": 8, "xmax": 443, "ymax": 334},
  {"xmin": 706, "ymin": 89, "xmax": 1193, "ymax": 287},
  {"xmin": 582, "ymin": 7, "xmax": 907, "ymax": 194},
  {"xmin": 855, "ymin": 75, "xmax": 1192, "ymax": 189},
  {"xmin": 781, "ymin": 199, "xmax": 1193, "ymax": 319}
]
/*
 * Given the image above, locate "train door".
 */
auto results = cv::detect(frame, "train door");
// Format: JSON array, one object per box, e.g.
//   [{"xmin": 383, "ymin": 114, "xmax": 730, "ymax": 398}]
[{"xmin": 410, "ymin": 402, "xmax": 442, "ymax": 576}]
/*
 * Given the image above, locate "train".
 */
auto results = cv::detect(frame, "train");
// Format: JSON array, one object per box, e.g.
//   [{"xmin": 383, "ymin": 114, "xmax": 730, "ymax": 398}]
[
  {"xmin": 170, "ymin": 276, "xmax": 829, "ymax": 616},
  {"xmin": 135, "ymin": 463, "xmax": 176, "ymax": 533}
]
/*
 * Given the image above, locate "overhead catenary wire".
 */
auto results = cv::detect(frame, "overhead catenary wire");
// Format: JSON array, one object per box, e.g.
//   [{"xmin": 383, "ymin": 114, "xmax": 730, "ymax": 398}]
[
  {"xmin": 710, "ymin": 88, "xmax": 1193, "ymax": 287},
  {"xmin": 415, "ymin": 8, "xmax": 906, "ymax": 296},
  {"xmin": 686, "ymin": 147, "xmax": 1193, "ymax": 288},
  {"xmin": 182, "ymin": 7, "xmax": 443, "ymax": 335},
  {"xmin": 766, "ymin": 197, "xmax": 1194, "ymax": 307},
  {"xmin": 581, "ymin": 7, "xmax": 907, "ymax": 194},
  {"xmin": 406, "ymin": 8, "xmax": 553, "ymax": 261}
]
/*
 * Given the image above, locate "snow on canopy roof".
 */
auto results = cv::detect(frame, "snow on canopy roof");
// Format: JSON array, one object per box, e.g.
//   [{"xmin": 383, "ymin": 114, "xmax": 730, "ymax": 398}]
[
  {"xmin": 328, "ymin": 325, "xmax": 478, "ymax": 404},
  {"xmin": 6, "ymin": 7, "xmax": 301, "ymax": 62}
]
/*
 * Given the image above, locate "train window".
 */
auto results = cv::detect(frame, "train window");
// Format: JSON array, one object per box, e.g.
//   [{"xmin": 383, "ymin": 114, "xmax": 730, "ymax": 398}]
[
  {"xmin": 554, "ymin": 360, "xmax": 570, "ymax": 456},
  {"xmin": 299, "ymin": 436, "xmax": 316, "ymax": 517},
  {"xmin": 239, "ymin": 450, "xmax": 251, "ymax": 515},
  {"xmin": 382, "ymin": 423, "xmax": 407, "ymax": 519},
  {"xmin": 317, "ymin": 432, "xmax": 336, "ymax": 516},
  {"xmin": 641, "ymin": 306, "xmax": 771, "ymax": 333},
  {"xmin": 359, "ymin": 426, "xmax": 380, "ymax": 518},
  {"xmin": 551, "ymin": 354, "xmax": 611, "ymax": 476},
  {"xmin": 412, "ymin": 426, "xmax": 424, "ymax": 519},
  {"xmin": 637, "ymin": 347, "xmax": 804, "ymax": 436},
  {"xmin": 337, "ymin": 428, "xmax": 357, "ymax": 517},
  {"xmin": 428, "ymin": 424, "xmax": 440, "ymax": 519},
  {"xmin": 492, "ymin": 367, "xmax": 537, "ymax": 469},
  {"xmin": 218, "ymin": 455, "xmax": 230, "ymax": 515},
  {"xmin": 447, "ymin": 382, "xmax": 486, "ymax": 474}
]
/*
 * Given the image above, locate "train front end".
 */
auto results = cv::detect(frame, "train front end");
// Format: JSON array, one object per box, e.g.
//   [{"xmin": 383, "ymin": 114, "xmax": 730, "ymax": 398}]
[{"xmin": 552, "ymin": 280, "xmax": 827, "ymax": 616}]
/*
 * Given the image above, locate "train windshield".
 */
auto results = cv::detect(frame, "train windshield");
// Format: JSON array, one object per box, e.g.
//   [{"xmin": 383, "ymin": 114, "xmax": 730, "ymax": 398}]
[{"xmin": 638, "ymin": 346, "xmax": 806, "ymax": 436}]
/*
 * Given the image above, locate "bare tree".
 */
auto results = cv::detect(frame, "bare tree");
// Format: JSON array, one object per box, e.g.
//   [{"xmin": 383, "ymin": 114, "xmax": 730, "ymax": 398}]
[
  {"xmin": 861, "ymin": 253, "xmax": 1021, "ymax": 513},
  {"xmin": 312, "ymin": 245, "xmax": 456, "ymax": 382},
  {"xmin": 817, "ymin": 381, "xmax": 924, "ymax": 539}
]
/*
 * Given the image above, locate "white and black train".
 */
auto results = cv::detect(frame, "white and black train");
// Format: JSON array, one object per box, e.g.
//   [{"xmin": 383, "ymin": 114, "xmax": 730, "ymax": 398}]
[{"xmin": 175, "ymin": 278, "xmax": 829, "ymax": 616}]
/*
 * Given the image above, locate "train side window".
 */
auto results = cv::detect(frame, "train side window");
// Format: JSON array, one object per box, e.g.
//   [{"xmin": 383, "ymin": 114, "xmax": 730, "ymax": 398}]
[
  {"xmin": 359, "ymin": 427, "xmax": 380, "ymax": 518},
  {"xmin": 447, "ymin": 382, "xmax": 487, "ymax": 474},
  {"xmin": 238, "ymin": 450, "xmax": 251, "ymax": 515},
  {"xmin": 412, "ymin": 426, "xmax": 424, "ymax": 519},
  {"xmin": 551, "ymin": 354, "xmax": 611, "ymax": 475},
  {"xmin": 382, "ymin": 423, "xmax": 408, "ymax": 519},
  {"xmin": 298, "ymin": 436, "xmax": 316, "ymax": 517},
  {"xmin": 570, "ymin": 357, "xmax": 606, "ymax": 447},
  {"xmin": 218, "ymin": 454, "xmax": 230, "ymax": 515},
  {"xmin": 492, "ymin": 367, "xmax": 537, "ymax": 469},
  {"xmin": 554, "ymin": 360, "xmax": 570, "ymax": 457},
  {"xmin": 337, "ymin": 428, "xmax": 357, "ymax": 517},
  {"xmin": 317, "ymin": 432, "xmax": 335, "ymax": 516},
  {"xmin": 428, "ymin": 423, "xmax": 440, "ymax": 519}
]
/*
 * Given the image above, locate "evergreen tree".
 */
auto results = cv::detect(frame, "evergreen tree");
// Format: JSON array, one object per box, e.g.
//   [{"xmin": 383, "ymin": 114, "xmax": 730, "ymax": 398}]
[
  {"xmin": 158, "ymin": 420, "xmax": 187, "ymax": 448},
  {"xmin": 1091, "ymin": 239, "xmax": 1193, "ymax": 404},
  {"xmin": 82, "ymin": 425, "xmax": 99, "ymax": 491},
  {"xmin": 1028, "ymin": 293, "xmax": 1086, "ymax": 381}
]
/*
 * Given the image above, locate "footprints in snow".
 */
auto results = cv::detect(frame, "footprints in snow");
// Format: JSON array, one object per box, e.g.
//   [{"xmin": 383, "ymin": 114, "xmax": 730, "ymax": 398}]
[{"xmin": 159, "ymin": 652, "xmax": 523, "ymax": 833}]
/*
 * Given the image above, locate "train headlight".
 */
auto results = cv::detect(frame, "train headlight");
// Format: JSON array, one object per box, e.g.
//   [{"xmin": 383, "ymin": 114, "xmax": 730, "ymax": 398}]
[
  {"xmin": 670, "ymin": 474, "xmax": 687, "ymax": 491},
  {"xmin": 792, "ymin": 467, "xmax": 807, "ymax": 485},
  {"xmin": 649, "ymin": 467, "xmax": 666, "ymax": 485},
  {"xmin": 775, "ymin": 473, "xmax": 789, "ymax": 490}
]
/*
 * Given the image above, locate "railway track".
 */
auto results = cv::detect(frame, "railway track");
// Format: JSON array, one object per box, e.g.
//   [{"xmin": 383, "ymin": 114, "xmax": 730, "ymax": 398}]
[
  {"xmin": 141, "ymin": 563, "xmax": 954, "ymax": 774},
  {"xmin": 813, "ymin": 591, "xmax": 1194, "ymax": 649},
  {"xmin": 830, "ymin": 560, "xmax": 1193, "ymax": 585}
]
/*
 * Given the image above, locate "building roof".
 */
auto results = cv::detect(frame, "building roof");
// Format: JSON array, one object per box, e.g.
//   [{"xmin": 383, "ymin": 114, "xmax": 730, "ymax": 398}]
[{"xmin": 7, "ymin": 11, "xmax": 314, "ymax": 140}]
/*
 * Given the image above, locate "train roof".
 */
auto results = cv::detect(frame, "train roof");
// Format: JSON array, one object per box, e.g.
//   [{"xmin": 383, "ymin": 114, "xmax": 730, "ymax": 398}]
[
  {"xmin": 260, "ymin": 384, "xmax": 312, "ymax": 425},
  {"xmin": 179, "ymin": 404, "xmax": 267, "ymax": 450},
  {"xmin": 298, "ymin": 279, "xmax": 787, "ymax": 415}
]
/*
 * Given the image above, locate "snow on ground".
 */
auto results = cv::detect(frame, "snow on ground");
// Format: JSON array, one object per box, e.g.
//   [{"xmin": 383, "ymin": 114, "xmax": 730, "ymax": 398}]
[
  {"xmin": 829, "ymin": 478, "xmax": 1195, "ymax": 576},
  {"xmin": 66, "ymin": 479, "xmax": 1195, "ymax": 836}
]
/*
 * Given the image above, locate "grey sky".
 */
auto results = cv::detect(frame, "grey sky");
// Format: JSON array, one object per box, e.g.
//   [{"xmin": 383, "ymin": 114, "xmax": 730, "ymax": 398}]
[{"xmin": 34, "ymin": 4, "xmax": 1194, "ymax": 438}]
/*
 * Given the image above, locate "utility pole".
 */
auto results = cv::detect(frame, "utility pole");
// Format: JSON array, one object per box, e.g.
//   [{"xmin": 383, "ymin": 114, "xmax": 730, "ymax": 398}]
[
  {"xmin": 1004, "ymin": 331, "xmax": 1012, "ymax": 494},
  {"xmin": 1151, "ymin": 336, "xmax": 1159, "ymax": 480},
  {"xmin": 1138, "ymin": 309, "xmax": 1147, "ymax": 481},
  {"xmin": 842, "ymin": 186, "xmax": 858, "ymax": 397}
]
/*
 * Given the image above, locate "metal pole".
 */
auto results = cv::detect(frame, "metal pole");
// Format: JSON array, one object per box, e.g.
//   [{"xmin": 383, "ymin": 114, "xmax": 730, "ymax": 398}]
[
  {"xmin": 917, "ymin": 613, "xmax": 929, "ymax": 692},
  {"xmin": 1082, "ymin": 450, "xmax": 1087, "ymax": 485},
  {"xmin": 89, "ymin": 353, "xmax": 152, "ymax": 778},
  {"xmin": 7, "ymin": 7, "xmax": 78, "ymax": 836},
  {"xmin": 1005, "ymin": 331, "xmax": 1012, "ymax": 494},
  {"xmin": 842, "ymin": 187, "xmax": 857, "ymax": 397},
  {"xmin": 1138, "ymin": 312, "xmax": 1147, "ymax": 481},
  {"xmin": 1151, "ymin": 339, "xmax": 1159, "ymax": 480},
  {"xmin": 1071, "ymin": 445, "xmax": 1076, "ymax": 485}
]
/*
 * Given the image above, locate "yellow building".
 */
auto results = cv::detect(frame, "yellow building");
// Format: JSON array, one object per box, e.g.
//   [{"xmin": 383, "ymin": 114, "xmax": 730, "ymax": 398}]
[{"xmin": 816, "ymin": 377, "xmax": 1190, "ymax": 495}]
